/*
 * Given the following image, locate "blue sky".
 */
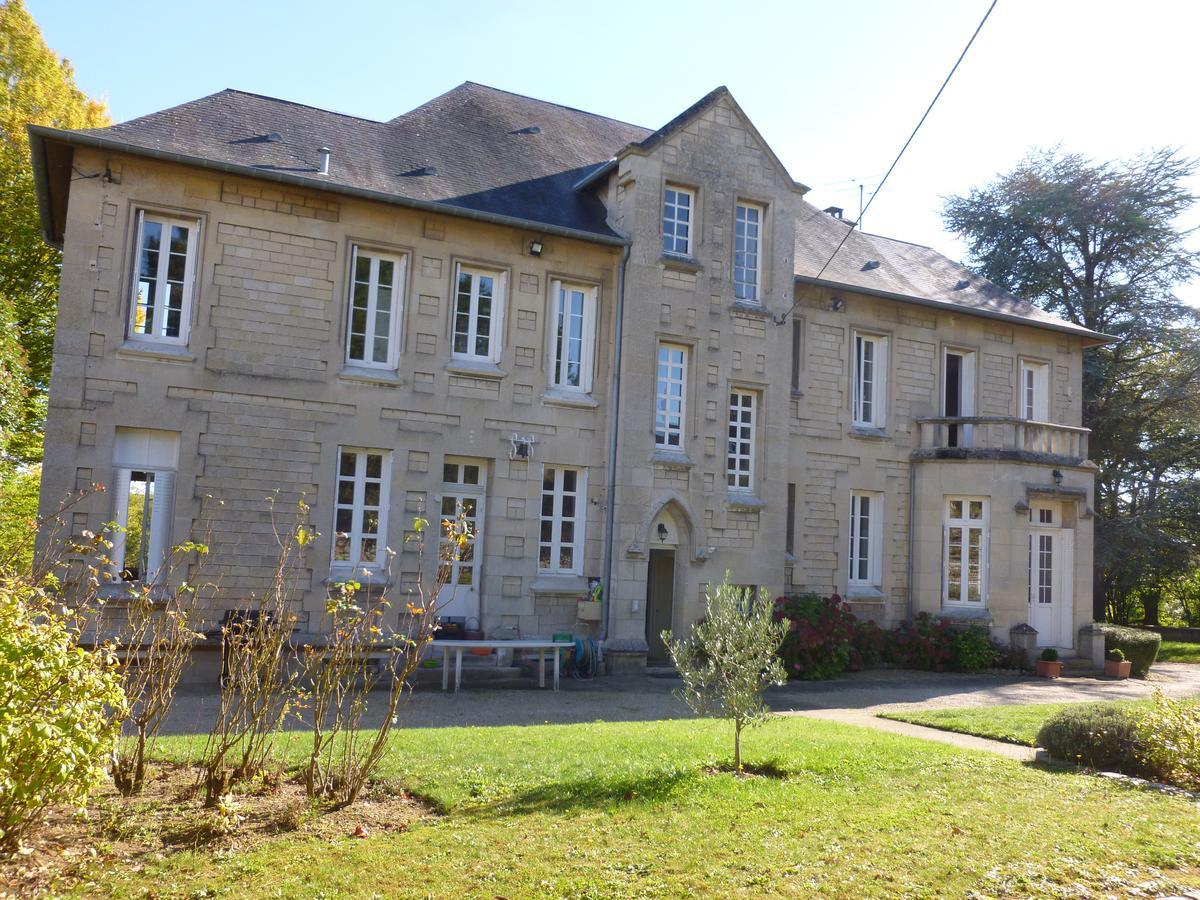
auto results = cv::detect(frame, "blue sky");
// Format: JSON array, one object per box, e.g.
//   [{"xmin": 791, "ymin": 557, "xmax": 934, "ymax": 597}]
[{"xmin": 32, "ymin": 0, "xmax": 1200, "ymax": 303}]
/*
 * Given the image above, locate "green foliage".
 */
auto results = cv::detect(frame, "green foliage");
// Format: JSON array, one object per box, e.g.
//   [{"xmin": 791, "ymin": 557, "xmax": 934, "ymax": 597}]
[
  {"xmin": 1101, "ymin": 624, "xmax": 1161, "ymax": 676},
  {"xmin": 1040, "ymin": 647, "xmax": 1059, "ymax": 662},
  {"xmin": 0, "ymin": 462, "xmax": 39, "ymax": 572},
  {"xmin": 1036, "ymin": 703, "xmax": 1143, "ymax": 774},
  {"xmin": 1158, "ymin": 640, "xmax": 1200, "ymax": 663},
  {"xmin": 773, "ymin": 592, "xmax": 853, "ymax": 680},
  {"xmin": 665, "ymin": 574, "xmax": 788, "ymax": 770},
  {"xmin": 949, "ymin": 624, "xmax": 1000, "ymax": 672},
  {"xmin": 944, "ymin": 148, "xmax": 1200, "ymax": 623},
  {"xmin": 1134, "ymin": 690, "xmax": 1200, "ymax": 790},
  {"xmin": 1106, "ymin": 648, "xmax": 1126, "ymax": 662},
  {"xmin": 884, "ymin": 701, "xmax": 1150, "ymax": 748},
  {"xmin": 0, "ymin": 0, "xmax": 110, "ymax": 461},
  {"xmin": 0, "ymin": 575, "xmax": 125, "ymax": 854}
]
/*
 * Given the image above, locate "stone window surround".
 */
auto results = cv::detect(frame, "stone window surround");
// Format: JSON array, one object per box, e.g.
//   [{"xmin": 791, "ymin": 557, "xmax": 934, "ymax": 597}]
[
  {"xmin": 661, "ymin": 182, "xmax": 697, "ymax": 258},
  {"xmin": 121, "ymin": 204, "xmax": 206, "ymax": 349},
  {"xmin": 545, "ymin": 277, "xmax": 599, "ymax": 396},
  {"xmin": 850, "ymin": 328, "xmax": 890, "ymax": 431},
  {"xmin": 343, "ymin": 243, "xmax": 409, "ymax": 370},
  {"xmin": 848, "ymin": 489, "xmax": 883, "ymax": 591},
  {"xmin": 943, "ymin": 495, "xmax": 989, "ymax": 608},
  {"xmin": 1019, "ymin": 355, "xmax": 1052, "ymax": 421}
]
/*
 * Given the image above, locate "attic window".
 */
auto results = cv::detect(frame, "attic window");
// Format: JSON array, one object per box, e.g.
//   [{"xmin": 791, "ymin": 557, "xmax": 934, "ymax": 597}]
[
  {"xmin": 401, "ymin": 165, "xmax": 439, "ymax": 177},
  {"xmin": 511, "ymin": 126, "xmax": 541, "ymax": 135},
  {"xmin": 861, "ymin": 260, "xmax": 880, "ymax": 271},
  {"xmin": 953, "ymin": 279, "xmax": 970, "ymax": 291}
]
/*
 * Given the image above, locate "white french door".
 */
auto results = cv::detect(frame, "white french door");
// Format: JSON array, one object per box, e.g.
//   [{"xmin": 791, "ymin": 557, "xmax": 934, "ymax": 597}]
[
  {"xmin": 1029, "ymin": 510, "xmax": 1073, "ymax": 647},
  {"xmin": 438, "ymin": 459, "xmax": 486, "ymax": 619}
]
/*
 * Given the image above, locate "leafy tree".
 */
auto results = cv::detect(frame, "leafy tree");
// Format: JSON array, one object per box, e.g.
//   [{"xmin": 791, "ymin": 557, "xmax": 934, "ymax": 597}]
[
  {"xmin": 0, "ymin": 0, "xmax": 109, "ymax": 461},
  {"xmin": 0, "ymin": 462, "xmax": 38, "ymax": 573},
  {"xmin": 944, "ymin": 149, "xmax": 1200, "ymax": 622},
  {"xmin": 664, "ymin": 575, "xmax": 788, "ymax": 772}
]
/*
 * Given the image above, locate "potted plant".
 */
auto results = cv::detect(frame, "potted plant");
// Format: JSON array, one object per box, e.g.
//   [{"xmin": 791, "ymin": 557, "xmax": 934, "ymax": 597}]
[
  {"xmin": 1035, "ymin": 647, "xmax": 1063, "ymax": 678},
  {"xmin": 1104, "ymin": 648, "xmax": 1132, "ymax": 679}
]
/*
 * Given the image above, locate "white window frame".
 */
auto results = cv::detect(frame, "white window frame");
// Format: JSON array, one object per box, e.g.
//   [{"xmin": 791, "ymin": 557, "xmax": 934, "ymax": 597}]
[
  {"xmin": 539, "ymin": 465, "xmax": 586, "ymax": 575},
  {"xmin": 852, "ymin": 331, "xmax": 888, "ymax": 429},
  {"xmin": 128, "ymin": 210, "xmax": 200, "ymax": 345},
  {"xmin": 655, "ymin": 343, "xmax": 688, "ymax": 449},
  {"xmin": 734, "ymin": 201, "xmax": 764, "ymax": 303},
  {"xmin": 662, "ymin": 185, "xmax": 695, "ymax": 257},
  {"xmin": 1019, "ymin": 359, "xmax": 1050, "ymax": 421},
  {"xmin": 451, "ymin": 264, "xmax": 507, "ymax": 364},
  {"xmin": 726, "ymin": 388, "xmax": 757, "ymax": 491},
  {"xmin": 548, "ymin": 280, "xmax": 598, "ymax": 394},
  {"xmin": 345, "ymin": 245, "xmax": 407, "ymax": 369},
  {"xmin": 109, "ymin": 428, "xmax": 180, "ymax": 585},
  {"xmin": 943, "ymin": 496, "xmax": 989, "ymax": 607},
  {"xmin": 331, "ymin": 447, "xmax": 391, "ymax": 573},
  {"xmin": 848, "ymin": 491, "xmax": 882, "ymax": 588}
]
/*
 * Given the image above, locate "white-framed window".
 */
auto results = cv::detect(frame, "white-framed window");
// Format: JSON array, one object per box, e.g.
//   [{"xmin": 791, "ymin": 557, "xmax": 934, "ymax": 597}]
[
  {"xmin": 944, "ymin": 497, "xmax": 988, "ymax": 606},
  {"xmin": 332, "ymin": 447, "xmax": 391, "ymax": 571},
  {"xmin": 655, "ymin": 343, "xmax": 688, "ymax": 449},
  {"xmin": 848, "ymin": 491, "xmax": 882, "ymax": 588},
  {"xmin": 662, "ymin": 186, "xmax": 695, "ymax": 256},
  {"xmin": 852, "ymin": 332, "xmax": 888, "ymax": 429},
  {"xmin": 452, "ymin": 265, "xmax": 506, "ymax": 363},
  {"xmin": 345, "ymin": 246, "xmax": 407, "ymax": 368},
  {"xmin": 727, "ymin": 389, "xmax": 756, "ymax": 491},
  {"xmin": 548, "ymin": 280, "xmax": 597, "ymax": 393},
  {"xmin": 129, "ymin": 211, "xmax": 199, "ymax": 344},
  {"xmin": 1019, "ymin": 359, "xmax": 1049, "ymax": 420},
  {"xmin": 109, "ymin": 428, "xmax": 180, "ymax": 584},
  {"xmin": 539, "ymin": 466, "xmax": 585, "ymax": 574},
  {"xmin": 734, "ymin": 202, "xmax": 764, "ymax": 302}
]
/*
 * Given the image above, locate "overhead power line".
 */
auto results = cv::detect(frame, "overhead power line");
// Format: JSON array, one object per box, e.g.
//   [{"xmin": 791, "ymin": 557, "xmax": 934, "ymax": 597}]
[{"xmin": 776, "ymin": 0, "xmax": 999, "ymax": 325}]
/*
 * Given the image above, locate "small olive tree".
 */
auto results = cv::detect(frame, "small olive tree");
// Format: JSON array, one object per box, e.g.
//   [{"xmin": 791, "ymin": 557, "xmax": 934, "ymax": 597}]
[{"xmin": 664, "ymin": 575, "xmax": 788, "ymax": 772}]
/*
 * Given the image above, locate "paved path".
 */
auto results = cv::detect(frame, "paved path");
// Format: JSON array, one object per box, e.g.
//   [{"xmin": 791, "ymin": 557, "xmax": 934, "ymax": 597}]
[
  {"xmin": 794, "ymin": 707, "xmax": 1038, "ymax": 760},
  {"xmin": 161, "ymin": 662, "xmax": 1200, "ymax": 739}
]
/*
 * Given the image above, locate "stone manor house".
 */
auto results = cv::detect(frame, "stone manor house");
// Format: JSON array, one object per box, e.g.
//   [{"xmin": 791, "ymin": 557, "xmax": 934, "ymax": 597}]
[{"xmin": 30, "ymin": 82, "xmax": 1108, "ymax": 670}]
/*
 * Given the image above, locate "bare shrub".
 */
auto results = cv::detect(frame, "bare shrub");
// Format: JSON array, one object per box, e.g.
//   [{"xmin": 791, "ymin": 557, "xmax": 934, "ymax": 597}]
[
  {"xmin": 200, "ymin": 497, "xmax": 307, "ymax": 806},
  {"xmin": 301, "ymin": 511, "xmax": 466, "ymax": 807}
]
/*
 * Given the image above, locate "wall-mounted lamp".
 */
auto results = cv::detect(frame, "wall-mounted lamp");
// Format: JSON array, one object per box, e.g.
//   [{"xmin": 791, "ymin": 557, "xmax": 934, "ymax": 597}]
[
  {"xmin": 829, "ymin": 296, "xmax": 845, "ymax": 312},
  {"xmin": 1052, "ymin": 469, "xmax": 1064, "ymax": 486},
  {"xmin": 657, "ymin": 523, "xmax": 669, "ymax": 542},
  {"xmin": 529, "ymin": 239, "xmax": 544, "ymax": 257}
]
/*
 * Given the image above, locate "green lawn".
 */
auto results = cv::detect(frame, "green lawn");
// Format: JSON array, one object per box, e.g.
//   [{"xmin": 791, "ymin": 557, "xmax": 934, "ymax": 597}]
[
  {"xmin": 1159, "ymin": 640, "xmax": 1200, "ymax": 663},
  {"xmin": 66, "ymin": 716, "xmax": 1200, "ymax": 897},
  {"xmin": 880, "ymin": 700, "xmax": 1150, "ymax": 747}
]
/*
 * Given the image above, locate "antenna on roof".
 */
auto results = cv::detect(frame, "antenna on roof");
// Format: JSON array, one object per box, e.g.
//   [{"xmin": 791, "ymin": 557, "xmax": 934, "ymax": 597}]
[{"xmin": 317, "ymin": 147, "xmax": 331, "ymax": 176}]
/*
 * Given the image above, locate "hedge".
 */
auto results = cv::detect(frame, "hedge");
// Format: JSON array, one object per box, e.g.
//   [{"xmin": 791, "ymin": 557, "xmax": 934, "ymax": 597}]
[
  {"xmin": 1035, "ymin": 703, "xmax": 1144, "ymax": 774},
  {"xmin": 1101, "ymin": 624, "xmax": 1161, "ymax": 676}
]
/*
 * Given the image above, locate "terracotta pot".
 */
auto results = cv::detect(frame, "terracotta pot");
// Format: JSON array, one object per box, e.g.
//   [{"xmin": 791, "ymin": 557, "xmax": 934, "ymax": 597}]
[
  {"xmin": 1104, "ymin": 658, "xmax": 1132, "ymax": 678},
  {"xmin": 1035, "ymin": 659, "xmax": 1063, "ymax": 678}
]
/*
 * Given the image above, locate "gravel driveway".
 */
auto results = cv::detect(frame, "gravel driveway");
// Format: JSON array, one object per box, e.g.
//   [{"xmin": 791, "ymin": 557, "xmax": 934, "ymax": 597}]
[{"xmin": 157, "ymin": 662, "xmax": 1200, "ymax": 736}]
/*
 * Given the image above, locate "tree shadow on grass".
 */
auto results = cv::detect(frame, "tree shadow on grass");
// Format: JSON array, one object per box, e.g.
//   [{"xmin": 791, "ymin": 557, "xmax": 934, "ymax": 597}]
[{"xmin": 462, "ymin": 767, "xmax": 702, "ymax": 819}]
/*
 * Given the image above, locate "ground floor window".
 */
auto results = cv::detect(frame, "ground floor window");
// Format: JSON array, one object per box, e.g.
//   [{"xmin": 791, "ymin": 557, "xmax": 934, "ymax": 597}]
[
  {"xmin": 540, "ymin": 466, "xmax": 585, "ymax": 574},
  {"xmin": 109, "ymin": 427, "xmax": 180, "ymax": 584},
  {"xmin": 848, "ymin": 491, "xmax": 882, "ymax": 588},
  {"xmin": 944, "ymin": 496, "xmax": 988, "ymax": 606},
  {"xmin": 332, "ymin": 447, "xmax": 390, "ymax": 572}
]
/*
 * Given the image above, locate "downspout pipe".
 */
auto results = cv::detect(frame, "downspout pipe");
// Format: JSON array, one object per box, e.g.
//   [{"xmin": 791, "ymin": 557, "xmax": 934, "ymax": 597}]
[
  {"xmin": 600, "ymin": 242, "xmax": 631, "ymax": 643},
  {"xmin": 906, "ymin": 459, "xmax": 917, "ymax": 623}
]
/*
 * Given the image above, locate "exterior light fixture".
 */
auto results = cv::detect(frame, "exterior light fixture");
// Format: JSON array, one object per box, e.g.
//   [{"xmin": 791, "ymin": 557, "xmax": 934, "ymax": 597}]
[
  {"xmin": 529, "ymin": 239, "xmax": 544, "ymax": 256},
  {"xmin": 657, "ymin": 523, "xmax": 669, "ymax": 541},
  {"xmin": 1052, "ymin": 469, "xmax": 1064, "ymax": 486}
]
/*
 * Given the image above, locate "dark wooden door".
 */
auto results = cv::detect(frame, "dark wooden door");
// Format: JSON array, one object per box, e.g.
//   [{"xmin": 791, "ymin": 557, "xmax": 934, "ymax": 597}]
[{"xmin": 645, "ymin": 549, "xmax": 676, "ymax": 663}]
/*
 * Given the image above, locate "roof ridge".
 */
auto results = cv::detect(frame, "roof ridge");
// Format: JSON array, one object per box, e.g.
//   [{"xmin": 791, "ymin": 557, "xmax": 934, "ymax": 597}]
[
  {"xmin": 214, "ymin": 88, "xmax": 387, "ymax": 125},
  {"xmin": 422, "ymin": 81, "xmax": 654, "ymax": 132},
  {"xmin": 860, "ymin": 230, "xmax": 934, "ymax": 251}
]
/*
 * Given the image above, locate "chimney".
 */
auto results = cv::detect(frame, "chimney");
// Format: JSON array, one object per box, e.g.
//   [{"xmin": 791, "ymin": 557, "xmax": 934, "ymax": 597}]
[
  {"xmin": 317, "ymin": 147, "xmax": 331, "ymax": 176},
  {"xmin": 823, "ymin": 206, "xmax": 844, "ymax": 220}
]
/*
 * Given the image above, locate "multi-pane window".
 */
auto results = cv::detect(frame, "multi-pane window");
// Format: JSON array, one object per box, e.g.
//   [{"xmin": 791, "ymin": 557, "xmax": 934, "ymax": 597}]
[
  {"xmin": 662, "ymin": 186, "xmax": 694, "ymax": 256},
  {"xmin": 655, "ymin": 344, "xmax": 688, "ymax": 449},
  {"xmin": 852, "ymin": 332, "xmax": 887, "ymax": 428},
  {"xmin": 549, "ymin": 281, "xmax": 597, "ymax": 392},
  {"xmin": 439, "ymin": 460, "xmax": 483, "ymax": 591},
  {"xmin": 734, "ymin": 202, "xmax": 763, "ymax": 302},
  {"xmin": 944, "ymin": 497, "xmax": 988, "ymax": 605},
  {"xmin": 130, "ymin": 212, "xmax": 199, "ymax": 343},
  {"xmin": 726, "ymin": 389, "xmax": 756, "ymax": 490},
  {"xmin": 849, "ymin": 491, "xmax": 882, "ymax": 587},
  {"xmin": 332, "ymin": 448, "xmax": 390, "ymax": 570},
  {"xmin": 453, "ymin": 266, "xmax": 505, "ymax": 362},
  {"xmin": 1020, "ymin": 360, "xmax": 1049, "ymax": 420},
  {"xmin": 109, "ymin": 428, "xmax": 180, "ymax": 585},
  {"xmin": 346, "ymin": 247, "xmax": 406, "ymax": 367},
  {"xmin": 539, "ymin": 466, "xmax": 584, "ymax": 574}
]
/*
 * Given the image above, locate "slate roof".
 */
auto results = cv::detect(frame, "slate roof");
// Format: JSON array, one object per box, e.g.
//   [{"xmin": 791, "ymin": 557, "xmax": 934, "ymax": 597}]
[
  {"xmin": 792, "ymin": 203, "xmax": 1104, "ymax": 341},
  {"xmin": 30, "ymin": 81, "xmax": 1106, "ymax": 340},
  {"xmin": 47, "ymin": 82, "xmax": 653, "ymax": 240}
]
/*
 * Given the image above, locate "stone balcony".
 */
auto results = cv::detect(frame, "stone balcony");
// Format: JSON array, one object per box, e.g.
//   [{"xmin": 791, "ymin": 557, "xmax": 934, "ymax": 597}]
[{"xmin": 913, "ymin": 416, "xmax": 1090, "ymax": 466}]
